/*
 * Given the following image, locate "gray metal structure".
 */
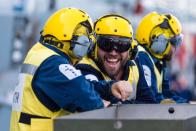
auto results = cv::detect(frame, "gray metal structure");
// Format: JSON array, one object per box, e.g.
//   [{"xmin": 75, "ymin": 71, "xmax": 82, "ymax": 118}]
[
  {"xmin": 54, "ymin": 104, "xmax": 196, "ymax": 131},
  {"xmin": 0, "ymin": 15, "xmax": 14, "ymax": 72}
]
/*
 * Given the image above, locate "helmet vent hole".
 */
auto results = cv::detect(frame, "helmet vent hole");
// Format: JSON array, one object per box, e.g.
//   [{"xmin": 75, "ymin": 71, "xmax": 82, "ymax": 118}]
[
  {"xmin": 64, "ymin": 34, "xmax": 67, "ymax": 37},
  {"xmin": 82, "ymin": 15, "xmax": 85, "ymax": 18},
  {"xmin": 97, "ymin": 28, "xmax": 99, "ymax": 31},
  {"xmin": 114, "ymin": 29, "xmax": 117, "ymax": 32},
  {"xmin": 115, "ymin": 17, "xmax": 118, "ymax": 20}
]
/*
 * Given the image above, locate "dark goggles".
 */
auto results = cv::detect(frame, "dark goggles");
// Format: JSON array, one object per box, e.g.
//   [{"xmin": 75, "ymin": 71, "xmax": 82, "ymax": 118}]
[{"xmin": 96, "ymin": 35, "xmax": 132, "ymax": 53}]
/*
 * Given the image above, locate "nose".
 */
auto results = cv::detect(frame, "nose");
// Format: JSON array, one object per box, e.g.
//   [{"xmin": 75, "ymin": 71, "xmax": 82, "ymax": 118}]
[{"xmin": 109, "ymin": 49, "xmax": 118, "ymax": 55}]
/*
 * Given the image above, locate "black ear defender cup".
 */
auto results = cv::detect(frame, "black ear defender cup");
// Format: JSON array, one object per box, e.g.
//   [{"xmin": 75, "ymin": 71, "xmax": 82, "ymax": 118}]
[
  {"xmin": 129, "ymin": 46, "xmax": 138, "ymax": 60},
  {"xmin": 87, "ymin": 42, "xmax": 95, "ymax": 58}
]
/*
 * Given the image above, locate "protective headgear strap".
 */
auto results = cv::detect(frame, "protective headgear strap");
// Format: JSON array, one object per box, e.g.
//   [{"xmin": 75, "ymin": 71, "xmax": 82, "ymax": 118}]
[{"xmin": 39, "ymin": 35, "xmax": 65, "ymax": 50}]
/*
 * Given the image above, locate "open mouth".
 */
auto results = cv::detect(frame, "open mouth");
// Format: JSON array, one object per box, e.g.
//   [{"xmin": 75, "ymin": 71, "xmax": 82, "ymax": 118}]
[{"xmin": 104, "ymin": 57, "xmax": 120, "ymax": 69}]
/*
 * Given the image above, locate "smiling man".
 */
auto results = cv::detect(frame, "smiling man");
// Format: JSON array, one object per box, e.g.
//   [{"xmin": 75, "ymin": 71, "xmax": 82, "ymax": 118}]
[
  {"xmin": 95, "ymin": 35, "xmax": 130, "ymax": 80},
  {"xmin": 76, "ymin": 14, "xmax": 156, "ymax": 104}
]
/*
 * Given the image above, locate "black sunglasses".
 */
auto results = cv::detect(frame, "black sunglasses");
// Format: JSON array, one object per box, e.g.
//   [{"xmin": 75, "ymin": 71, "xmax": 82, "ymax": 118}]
[{"xmin": 96, "ymin": 35, "xmax": 132, "ymax": 53}]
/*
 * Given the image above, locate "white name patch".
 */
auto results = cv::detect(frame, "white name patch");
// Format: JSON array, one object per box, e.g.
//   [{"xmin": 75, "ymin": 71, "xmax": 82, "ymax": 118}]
[
  {"xmin": 142, "ymin": 65, "xmax": 152, "ymax": 86},
  {"xmin": 59, "ymin": 64, "xmax": 81, "ymax": 80},
  {"xmin": 85, "ymin": 74, "xmax": 99, "ymax": 81}
]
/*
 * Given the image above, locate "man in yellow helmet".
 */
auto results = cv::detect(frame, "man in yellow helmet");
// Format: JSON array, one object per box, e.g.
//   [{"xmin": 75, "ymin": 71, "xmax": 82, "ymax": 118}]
[
  {"xmin": 76, "ymin": 14, "xmax": 156, "ymax": 104},
  {"xmin": 10, "ymin": 8, "xmax": 134, "ymax": 131},
  {"xmin": 135, "ymin": 12, "xmax": 188, "ymax": 103}
]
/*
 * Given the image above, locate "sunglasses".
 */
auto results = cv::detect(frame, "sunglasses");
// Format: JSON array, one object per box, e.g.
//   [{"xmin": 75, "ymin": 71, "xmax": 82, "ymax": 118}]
[{"xmin": 96, "ymin": 35, "xmax": 132, "ymax": 53}]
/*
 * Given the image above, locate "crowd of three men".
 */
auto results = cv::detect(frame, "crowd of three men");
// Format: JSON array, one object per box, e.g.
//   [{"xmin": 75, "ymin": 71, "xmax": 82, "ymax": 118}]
[{"xmin": 10, "ymin": 7, "xmax": 188, "ymax": 131}]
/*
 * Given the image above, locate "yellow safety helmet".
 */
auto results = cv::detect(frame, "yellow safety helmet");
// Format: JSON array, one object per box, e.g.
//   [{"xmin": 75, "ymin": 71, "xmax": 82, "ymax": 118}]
[
  {"xmin": 93, "ymin": 14, "xmax": 133, "ymax": 59},
  {"xmin": 136, "ymin": 12, "xmax": 166, "ymax": 45},
  {"xmin": 40, "ymin": 8, "xmax": 94, "ymax": 63},
  {"xmin": 94, "ymin": 14, "xmax": 133, "ymax": 37},
  {"xmin": 136, "ymin": 12, "xmax": 182, "ymax": 59},
  {"xmin": 41, "ymin": 7, "xmax": 93, "ymax": 41}
]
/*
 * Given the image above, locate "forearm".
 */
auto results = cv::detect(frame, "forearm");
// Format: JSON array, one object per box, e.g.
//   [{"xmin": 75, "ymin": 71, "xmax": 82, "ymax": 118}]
[{"xmin": 91, "ymin": 80, "xmax": 115, "ymax": 101}]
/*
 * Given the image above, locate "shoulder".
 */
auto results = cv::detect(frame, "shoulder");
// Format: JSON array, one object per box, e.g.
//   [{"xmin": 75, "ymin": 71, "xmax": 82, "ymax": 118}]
[
  {"xmin": 43, "ymin": 55, "xmax": 70, "ymax": 66},
  {"xmin": 76, "ymin": 58, "xmax": 104, "ymax": 81},
  {"xmin": 136, "ymin": 51, "xmax": 155, "ymax": 71},
  {"xmin": 36, "ymin": 55, "xmax": 81, "ymax": 80},
  {"xmin": 76, "ymin": 63, "xmax": 103, "ymax": 81}
]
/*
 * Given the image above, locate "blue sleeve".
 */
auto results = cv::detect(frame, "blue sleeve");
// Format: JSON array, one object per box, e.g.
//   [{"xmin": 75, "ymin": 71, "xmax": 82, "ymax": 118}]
[
  {"xmin": 75, "ymin": 63, "xmax": 115, "ymax": 101},
  {"xmin": 162, "ymin": 66, "xmax": 188, "ymax": 103},
  {"xmin": 90, "ymin": 80, "xmax": 115, "ymax": 101},
  {"xmin": 135, "ymin": 52, "xmax": 164, "ymax": 103},
  {"xmin": 134, "ymin": 58, "xmax": 157, "ymax": 103},
  {"xmin": 32, "ymin": 55, "xmax": 104, "ymax": 113},
  {"xmin": 75, "ymin": 63, "xmax": 105, "ymax": 80}
]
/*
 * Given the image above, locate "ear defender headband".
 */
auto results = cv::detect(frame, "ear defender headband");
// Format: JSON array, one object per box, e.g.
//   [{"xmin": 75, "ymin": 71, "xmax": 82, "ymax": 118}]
[{"xmin": 150, "ymin": 17, "xmax": 172, "ymax": 54}]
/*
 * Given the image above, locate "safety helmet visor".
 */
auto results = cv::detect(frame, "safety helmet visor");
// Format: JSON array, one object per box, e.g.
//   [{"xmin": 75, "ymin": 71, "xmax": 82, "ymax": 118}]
[{"xmin": 97, "ymin": 35, "xmax": 131, "ymax": 53}]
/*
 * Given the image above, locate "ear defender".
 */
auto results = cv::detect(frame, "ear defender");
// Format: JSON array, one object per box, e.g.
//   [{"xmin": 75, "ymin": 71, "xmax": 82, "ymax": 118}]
[
  {"xmin": 129, "ymin": 39, "xmax": 138, "ymax": 60},
  {"xmin": 87, "ymin": 33, "xmax": 97, "ymax": 58},
  {"xmin": 87, "ymin": 41, "xmax": 95, "ymax": 58},
  {"xmin": 129, "ymin": 45, "xmax": 138, "ymax": 60},
  {"xmin": 150, "ymin": 35, "xmax": 168, "ymax": 54},
  {"xmin": 70, "ymin": 35, "xmax": 92, "ymax": 58}
]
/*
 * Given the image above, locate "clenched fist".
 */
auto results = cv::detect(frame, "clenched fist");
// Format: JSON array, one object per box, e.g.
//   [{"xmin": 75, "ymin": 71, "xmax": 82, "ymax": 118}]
[{"xmin": 111, "ymin": 80, "xmax": 133, "ymax": 101}]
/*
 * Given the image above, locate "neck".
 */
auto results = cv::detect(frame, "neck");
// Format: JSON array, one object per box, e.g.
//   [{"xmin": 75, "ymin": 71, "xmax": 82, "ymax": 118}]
[
  {"xmin": 69, "ymin": 55, "xmax": 79, "ymax": 65},
  {"xmin": 112, "ymin": 70, "xmax": 124, "ymax": 81}
]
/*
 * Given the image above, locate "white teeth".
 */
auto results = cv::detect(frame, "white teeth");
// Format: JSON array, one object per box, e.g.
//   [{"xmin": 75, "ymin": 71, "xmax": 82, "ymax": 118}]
[{"xmin": 107, "ymin": 58, "xmax": 118, "ymax": 62}]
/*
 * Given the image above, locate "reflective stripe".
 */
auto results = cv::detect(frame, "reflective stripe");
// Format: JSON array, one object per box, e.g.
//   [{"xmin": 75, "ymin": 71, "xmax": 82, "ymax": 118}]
[
  {"xmin": 19, "ymin": 112, "xmax": 50, "ymax": 125},
  {"xmin": 137, "ymin": 45, "xmax": 163, "ymax": 93},
  {"xmin": 20, "ymin": 64, "xmax": 38, "ymax": 75}
]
